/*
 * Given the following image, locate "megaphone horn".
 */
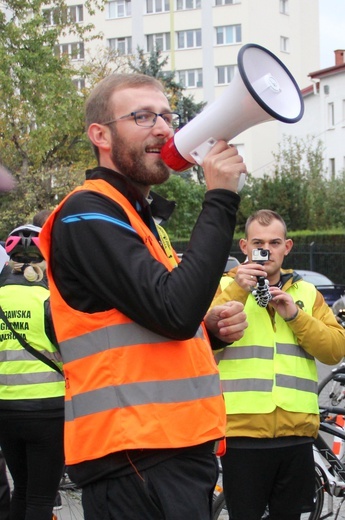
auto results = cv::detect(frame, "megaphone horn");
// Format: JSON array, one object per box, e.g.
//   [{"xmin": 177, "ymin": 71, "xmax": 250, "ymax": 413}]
[{"xmin": 161, "ymin": 43, "xmax": 304, "ymax": 173}]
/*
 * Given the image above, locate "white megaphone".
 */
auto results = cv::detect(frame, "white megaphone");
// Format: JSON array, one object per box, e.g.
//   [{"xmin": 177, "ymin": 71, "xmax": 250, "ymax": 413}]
[{"xmin": 161, "ymin": 43, "xmax": 304, "ymax": 186}]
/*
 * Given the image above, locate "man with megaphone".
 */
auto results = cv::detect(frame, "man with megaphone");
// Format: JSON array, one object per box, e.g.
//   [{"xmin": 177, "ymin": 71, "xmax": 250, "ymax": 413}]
[{"xmin": 39, "ymin": 72, "xmax": 248, "ymax": 520}]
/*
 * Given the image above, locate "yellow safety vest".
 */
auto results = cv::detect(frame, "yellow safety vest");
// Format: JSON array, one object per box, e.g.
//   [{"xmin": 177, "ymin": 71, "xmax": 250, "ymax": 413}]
[
  {"xmin": 216, "ymin": 279, "xmax": 318, "ymax": 415},
  {"xmin": 0, "ymin": 283, "xmax": 64, "ymax": 401}
]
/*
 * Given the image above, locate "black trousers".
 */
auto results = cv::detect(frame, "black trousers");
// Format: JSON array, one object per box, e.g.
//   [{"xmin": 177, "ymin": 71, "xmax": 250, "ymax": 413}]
[
  {"xmin": 0, "ymin": 450, "xmax": 10, "ymax": 520},
  {"xmin": 0, "ymin": 415, "xmax": 64, "ymax": 520},
  {"xmin": 82, "ymin": 449, "xmax": 219, "ymax": 520},
  {"xmin": 221, "ymin": 442, "xmax": 315, "ymax": 520}
]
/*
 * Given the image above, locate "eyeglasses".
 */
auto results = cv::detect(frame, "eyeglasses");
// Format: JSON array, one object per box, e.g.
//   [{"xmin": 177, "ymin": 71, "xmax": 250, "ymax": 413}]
[{"xmin": 101, "ymin": 110, "xmax": 181, "ymax": 130}]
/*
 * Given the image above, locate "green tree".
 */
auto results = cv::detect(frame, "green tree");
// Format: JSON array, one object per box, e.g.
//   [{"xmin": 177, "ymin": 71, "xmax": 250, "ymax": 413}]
[
  {"xmin": 324, "ymin": 169, "xmax": 345, "ymax": 229},
  {"xmin": 153, "ymin": 175, "xmax": 206, "ymax": 240},
  {"xmin": 0, "ymin": 0, "xmax": 102, "ymax": 237},
  {"xmin": 238, "ymin": 136, "xmax": 329, "ymax": 232}
]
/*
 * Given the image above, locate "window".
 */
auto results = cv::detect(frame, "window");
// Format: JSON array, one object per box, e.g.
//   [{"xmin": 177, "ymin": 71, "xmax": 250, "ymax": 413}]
[
  {"xmin": 216, "ymin": 65, "xmax": 238, "ymax": 84},
  {"xmin": 146, "ymin": 0, "xmax": 170, "ymax": 13},
  {"xmin": 177, "ymin": 69, "xmax": 203, "ymax": 88},
  {"xmin": 280, "ymin": 36, "xmax": 289, "ymax": 52},
  {"xmin": 328, "ymin": 102, "xmax": 335, "ymax": 127},
  {"xmin": 73, "ymin": 78, "xmax": 86, "ymax": 90},
  {"xmin": 69, "ymin": 5, "xmax": 84, "ymax": 22},
  {"xmin": 147, "ymin": 33, "xmax": 170, "ymax": 52},
  {"xmin": 108, "ymin": 37, "xmax": 132, "ymax": 55},
  {"xmin": 279, "ymin": 0, "xmax": 289, "ymax": 14},
  {"xmin": 43, "ymin": 4, "xmax": 83, "ymax": 25},
  {"xmin": 177, "ymin": 30, "xmax": 201, "ymax": 49},
  {"xmin": 107, "ymin": 0, "xmax": 131, "ymax": 19},
  {"xmin": 176, "ymin": 0, "xmax": 201, "ymax": 9},
  {"xmin": 216, "ymin": 25, "xmax": 242, "ymax": 45},
  {"xmin": 55, "ymin": 42, "xmax": 84, "ymax": 60},
  {"xmin": 43, "ymin": 7, "xmax": 59, "ymax": 25},
  {"xmin": 215, "ymin": 0, "xmax": 240, "ymax": 4},
  {"xmin": 329, "ymin": 158, "xmax": 335, "ymax": 179}
]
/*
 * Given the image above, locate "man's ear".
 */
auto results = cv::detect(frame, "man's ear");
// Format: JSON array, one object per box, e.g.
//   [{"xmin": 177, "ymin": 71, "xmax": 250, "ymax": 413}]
[
  {"xmin": 88, "ymin": 123, "xmax": 111, "ymax": 152},
  {"xmin": 239, "ymin": 238, "xmax": 247, "ymax": 255},
  {"xmin": 285, "ymin": 238, "xmax": 293, "ymax": 256}
]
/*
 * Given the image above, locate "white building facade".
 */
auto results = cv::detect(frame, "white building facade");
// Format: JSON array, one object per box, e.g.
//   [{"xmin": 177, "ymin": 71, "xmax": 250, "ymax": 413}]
[
  {"xmin": 51, "ymin": 0, "xmax": 320, "ymax": 176},
  {"xmin": 280, "ymin": 49, "xmax": 345, "ymax": 178}
]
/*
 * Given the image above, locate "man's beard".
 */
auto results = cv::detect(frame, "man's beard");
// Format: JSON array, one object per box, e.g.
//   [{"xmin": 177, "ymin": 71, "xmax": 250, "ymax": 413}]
[{"xmin": 110, "ymin": 127, "xmax": 170, "ymax": 186}]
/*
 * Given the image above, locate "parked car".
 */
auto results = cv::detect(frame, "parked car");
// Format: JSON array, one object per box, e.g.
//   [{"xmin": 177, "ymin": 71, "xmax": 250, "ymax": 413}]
[
  {"xmin": 295, "ymin": 269, "xmax": 345, "ymax": 307},
  {"xmin": 224, "ymin": 256, "xmax": 240, "ymax": 272},
  {"xmin": 177, "ymin": 254, "xmax": 239, "ymax": 273}
]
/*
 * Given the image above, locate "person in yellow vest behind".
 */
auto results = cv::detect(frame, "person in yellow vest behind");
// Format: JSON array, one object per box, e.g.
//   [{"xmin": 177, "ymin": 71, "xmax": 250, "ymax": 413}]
[
  {"xmin": 0, "ymin": 225, "xmax": 65, "ymax": 520},
  {"xmin": 39, "ymin": 73, "xmax": 248, "ymax": 520},
  {"xmin": 210, "ymin": 209, "xmax": 345, "ymax": 520}
]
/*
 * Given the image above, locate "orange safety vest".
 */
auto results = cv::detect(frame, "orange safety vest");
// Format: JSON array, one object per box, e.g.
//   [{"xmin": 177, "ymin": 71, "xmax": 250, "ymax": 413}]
[{"xmin": 40, "ymin": 179, "xmax": 225, "ymax": 465}]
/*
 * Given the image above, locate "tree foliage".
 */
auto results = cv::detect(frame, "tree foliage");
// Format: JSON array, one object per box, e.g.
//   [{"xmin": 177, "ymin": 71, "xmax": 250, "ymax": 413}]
[
  {"xmin": 236, "ymin": 136, "xmax": 339, "ymax": 233},
  {"xmin": 0, "ymin": 0, "xmax": 101, "ymax": 236},
  {"xmin": 153, "ymin": 174, "xmax": 206, "ymax": 240}
]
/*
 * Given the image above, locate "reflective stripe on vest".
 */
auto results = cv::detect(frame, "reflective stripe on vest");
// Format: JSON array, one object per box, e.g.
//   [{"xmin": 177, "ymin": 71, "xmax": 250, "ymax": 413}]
[
  {"xmin": 217, "ymin": 279, "xmax": 318, "ymax": 415},
  {"xmin": 59, "ymin": 321, "xmax": 205, "ymax": 364},
  {"xmin": 216, "ymin": 343, "xmax": 313, "ymax": 362},
  {"xmin": 40, "ymin": 179, "xmax": 225, "ymax": 464},
  {"xmin": 65, "ymin": 373, "xmax": 220, "ymax": 422},
  {"xmin": 0, "ymin": 371, "xmax": 63, "ymax": 385},
  {"xmin": 221, "ymin": 374, "xmax": 317, "ymax": 394}
]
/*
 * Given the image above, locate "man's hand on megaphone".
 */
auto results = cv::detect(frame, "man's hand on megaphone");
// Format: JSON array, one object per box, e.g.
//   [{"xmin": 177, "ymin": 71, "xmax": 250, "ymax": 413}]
[{"xmin": 202, "ymin": 140, "xmax": 247, "ymax": 194}]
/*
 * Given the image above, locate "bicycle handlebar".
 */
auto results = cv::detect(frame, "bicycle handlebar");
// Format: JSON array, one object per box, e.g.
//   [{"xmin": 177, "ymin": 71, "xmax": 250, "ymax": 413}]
[{"xmin": 319, "ymin": 405, "xmax": 345, "ymax": 416}]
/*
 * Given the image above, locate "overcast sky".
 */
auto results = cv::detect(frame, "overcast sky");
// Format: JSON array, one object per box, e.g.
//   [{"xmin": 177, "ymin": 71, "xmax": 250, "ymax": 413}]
[{"xmin": 319, "ymin": 0, "xmax": 345, "ymax": 68}]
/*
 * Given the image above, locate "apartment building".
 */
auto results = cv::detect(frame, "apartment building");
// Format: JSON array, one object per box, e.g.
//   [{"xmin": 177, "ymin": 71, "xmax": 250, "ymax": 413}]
[{"xmin": 52, "ymin": 0, "xmax": 320, "ymax": 176}]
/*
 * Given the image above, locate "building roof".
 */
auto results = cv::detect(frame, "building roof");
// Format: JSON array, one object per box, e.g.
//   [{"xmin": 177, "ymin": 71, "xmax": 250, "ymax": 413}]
[
  {"xmin": 308, "ymin": 49, "xmax": 345, "ymax": 80},
  {"xmin": 300, "ymin": 84, "xmax": 317, "ymax": 97}
]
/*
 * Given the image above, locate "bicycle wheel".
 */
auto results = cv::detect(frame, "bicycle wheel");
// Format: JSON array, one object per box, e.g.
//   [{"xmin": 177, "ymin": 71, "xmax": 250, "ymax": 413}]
[
  {"xmin": 318, "ymin": 368, "xmax": 345, "ymax": 408},
  {"xmin": 53, "ymin": 489, "xmax": 83, "ymax": 520},
  {"xmin": 212, "ymin": 492, "xmax": 227, "ymax": 519},
  {"xmin": 212, "ymin": 468, "xmax": 324, "ymax": 520},
  {"xmin": 301, "ymin": 467, "xmax": 324, "ymax": 520},
  {"xmin": 53, "ymin": 473, "xmax": 84, "ymax": 520}
]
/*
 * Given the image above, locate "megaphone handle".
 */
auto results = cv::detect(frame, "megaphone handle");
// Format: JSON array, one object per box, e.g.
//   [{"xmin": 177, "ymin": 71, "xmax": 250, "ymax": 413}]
[
  {"xmin": 190, "ymin": 138, "xmax": 246, "ymax": 193},
  {"xmin": 237, "ymin": 173, "xmax": 246, "ymax": 192},
  {"xmin": 190, "ymin": 137, "xmax": 217, "ymax": 165}
]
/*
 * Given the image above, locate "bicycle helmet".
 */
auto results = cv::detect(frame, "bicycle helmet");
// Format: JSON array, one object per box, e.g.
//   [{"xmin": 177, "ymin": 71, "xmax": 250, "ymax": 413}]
[{"xmin": 5, "ymin": 224, "xmax": 43, "ymax": 263}]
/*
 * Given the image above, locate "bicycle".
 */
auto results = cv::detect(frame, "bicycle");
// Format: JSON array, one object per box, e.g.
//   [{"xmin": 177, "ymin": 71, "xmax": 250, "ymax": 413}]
[
  {"xmin": 318, "ymin": 362, "xmax": 345, "ymax": 412},
  {"xmin": 212, "ymin": 379, "xmax": 345, "ymax": 519}
]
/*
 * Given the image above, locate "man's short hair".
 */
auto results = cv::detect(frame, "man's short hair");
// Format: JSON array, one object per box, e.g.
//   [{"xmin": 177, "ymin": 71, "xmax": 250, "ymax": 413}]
[
  {"xmin": 85, "ymin": 74, "xmax": 165, "ymax": 131},
  {"xmin": 245, "ymin": 209, "xmax": 287, "ymax": 238}
]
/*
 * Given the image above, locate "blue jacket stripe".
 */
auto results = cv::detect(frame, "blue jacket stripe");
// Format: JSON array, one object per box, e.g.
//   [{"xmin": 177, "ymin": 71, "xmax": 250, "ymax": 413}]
[{"xmin": 61, "ymin": 213, "xmax": 137, "ymax": 233}]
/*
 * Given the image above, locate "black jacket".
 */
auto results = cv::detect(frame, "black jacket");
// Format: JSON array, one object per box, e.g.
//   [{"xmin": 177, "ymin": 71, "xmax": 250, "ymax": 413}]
[{"xmin": 51, "ymin": 167, "xmax": 240, "ymax": 343}]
